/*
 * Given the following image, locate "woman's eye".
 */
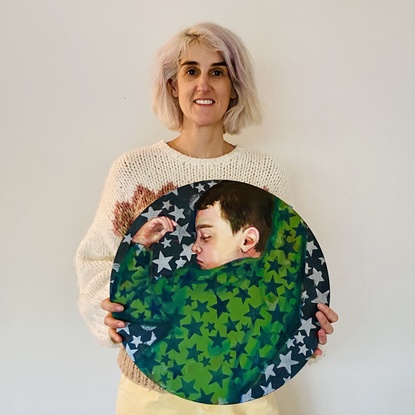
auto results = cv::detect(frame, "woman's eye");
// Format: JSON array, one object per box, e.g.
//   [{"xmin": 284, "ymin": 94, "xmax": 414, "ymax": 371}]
[
  {"xmin": 186, "ymin": 68, "xmax": 198, "ymax": 76},
  {"xmin": 212, "ymin": 70, "xmax": 223, "ymax": 76}
]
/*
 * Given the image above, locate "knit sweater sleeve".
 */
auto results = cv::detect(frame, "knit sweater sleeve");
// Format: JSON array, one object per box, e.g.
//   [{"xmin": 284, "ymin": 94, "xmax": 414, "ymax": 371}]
[{"xmin": 75, "ymin": 157, "xmax": 130, "ymax": 348}]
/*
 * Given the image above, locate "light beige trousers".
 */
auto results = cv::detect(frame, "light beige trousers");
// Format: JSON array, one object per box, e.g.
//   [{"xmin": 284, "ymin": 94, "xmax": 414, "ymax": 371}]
[{"xmin": 116, "ymin": 374, "xmax": 281, "ymax": 415}]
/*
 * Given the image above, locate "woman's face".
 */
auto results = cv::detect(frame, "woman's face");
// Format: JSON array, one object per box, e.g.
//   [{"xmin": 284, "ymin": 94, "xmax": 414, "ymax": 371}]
[{"xmin": 171, "ymin": 43, "xmax": 234, "ymax": 131}]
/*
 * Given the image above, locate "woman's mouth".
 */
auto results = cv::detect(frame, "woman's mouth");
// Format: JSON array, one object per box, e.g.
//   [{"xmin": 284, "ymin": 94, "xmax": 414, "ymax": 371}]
[{"xmin": 194, "ymin": 99, "xmax": 214, "ymax": 105}]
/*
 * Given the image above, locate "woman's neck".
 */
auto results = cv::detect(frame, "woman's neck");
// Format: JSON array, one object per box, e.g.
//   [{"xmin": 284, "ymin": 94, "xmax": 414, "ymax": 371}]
[{"xmin": 168, "ymin": 127, "xmax": 235, "ymax": 159}]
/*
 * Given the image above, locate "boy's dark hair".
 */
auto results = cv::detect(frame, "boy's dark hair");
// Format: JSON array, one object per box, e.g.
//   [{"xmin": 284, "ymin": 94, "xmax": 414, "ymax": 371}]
[{"xmin": 195, "ymin": 181, "xmax": 274, "ymax": 252}]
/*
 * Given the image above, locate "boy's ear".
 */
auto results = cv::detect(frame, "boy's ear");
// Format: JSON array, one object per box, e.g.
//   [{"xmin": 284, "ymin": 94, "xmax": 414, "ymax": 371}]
[
  {"xmin": 241, "ymin": 227, "xmax": 260, "ymax": 254},
  {"xmin": 169, "ymin": 79, "xmax": 178, "ymax": 98}
]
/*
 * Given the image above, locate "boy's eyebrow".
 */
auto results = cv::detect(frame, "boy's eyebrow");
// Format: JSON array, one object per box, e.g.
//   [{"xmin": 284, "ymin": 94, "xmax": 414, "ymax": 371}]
[
  {"xmin": 196, "ymin": 224, "xmax": 213, "ymax": 230},
  {"xmin": 180, "ymin": 61, "xmax": 227, "ymax": 67}
]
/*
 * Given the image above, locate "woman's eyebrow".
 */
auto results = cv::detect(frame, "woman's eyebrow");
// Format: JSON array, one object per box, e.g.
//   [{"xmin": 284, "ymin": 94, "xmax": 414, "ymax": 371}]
[{"xmin": 180, "ymin": 61, "xmax": 227, "ymax": 67}]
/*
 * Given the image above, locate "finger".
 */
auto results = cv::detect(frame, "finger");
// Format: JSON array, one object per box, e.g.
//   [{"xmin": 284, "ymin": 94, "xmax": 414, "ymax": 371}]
[
  {"xmin": 316, "ymin": 310, "xmax": 334, "ymax": 335},
  {"xmin": 317, "ymin": 328, "xmax": 328, "ymax": 345},
  {"xmin": 313, "ymin": 346, "xmax": 323, "ymax": 356},
  {"xmin": 104, "ymin": 313, "xmax": 126, "ymax": 330},
  {"xmin": 101, "ymin": 297, "xmax": 124, "ymax": 313},
  {"xmin": 317, "ymin": 303, "xmax": 339, "ymax": 323},
  {"xmin": 158, "ymin": 217, "xmax": 177, "ymax": 233},
  {"xmin": 109, "ymin": 327, "xmax": 123, "ymax": 343}
]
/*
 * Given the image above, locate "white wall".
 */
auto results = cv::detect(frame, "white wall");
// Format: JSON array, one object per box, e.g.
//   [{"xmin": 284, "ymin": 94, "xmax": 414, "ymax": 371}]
[{"xmin": 1, "ymin": 1, "xmax": 414, "ymax": 414}]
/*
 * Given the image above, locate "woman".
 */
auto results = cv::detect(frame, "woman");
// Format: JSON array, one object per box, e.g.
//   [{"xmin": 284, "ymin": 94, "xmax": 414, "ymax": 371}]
[{"xmin": 76, "ymin": 22, "xmax": 338, "ymax": 414}]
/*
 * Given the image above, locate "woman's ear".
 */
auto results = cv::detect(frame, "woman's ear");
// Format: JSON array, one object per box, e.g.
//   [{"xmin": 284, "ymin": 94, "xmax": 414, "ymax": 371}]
[
  {"xmin": 241, "ymin": 227, "xmax": 260, "ymax": 254},
  {"xmin": 169, "ymin": 79, "xmax": 178, "ymax": 98}
]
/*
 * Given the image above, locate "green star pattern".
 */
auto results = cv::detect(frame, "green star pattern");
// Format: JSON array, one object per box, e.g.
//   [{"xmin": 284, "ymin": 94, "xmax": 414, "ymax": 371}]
[{"xmin": 112, "ymin": 199, "xmax": 307, "ymax": 404}]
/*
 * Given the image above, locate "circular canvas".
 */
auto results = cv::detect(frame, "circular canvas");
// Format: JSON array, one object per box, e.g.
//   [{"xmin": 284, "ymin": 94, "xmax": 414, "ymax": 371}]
[{"xmin": 110, "ymin": 180, "xmax": 330, "ymax": 404}]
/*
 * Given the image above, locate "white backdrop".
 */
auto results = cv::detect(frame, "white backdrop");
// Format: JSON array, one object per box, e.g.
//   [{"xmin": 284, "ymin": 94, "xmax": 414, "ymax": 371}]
[{"xmin": 1, "ymin": 1, "xmax": 414, "ymax": 414}]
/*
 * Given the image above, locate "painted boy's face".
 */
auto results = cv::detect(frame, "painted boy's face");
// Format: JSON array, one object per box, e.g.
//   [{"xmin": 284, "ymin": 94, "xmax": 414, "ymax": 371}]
[{"xmin": 192, "ymin": 202, "xmax": 245, "ymax": 270}]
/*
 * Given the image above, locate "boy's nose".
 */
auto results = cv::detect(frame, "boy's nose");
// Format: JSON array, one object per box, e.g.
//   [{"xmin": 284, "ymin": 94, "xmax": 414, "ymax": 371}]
[{"xmin": 191, "ymin": 243, "xmax": 201, "ymax": 254}]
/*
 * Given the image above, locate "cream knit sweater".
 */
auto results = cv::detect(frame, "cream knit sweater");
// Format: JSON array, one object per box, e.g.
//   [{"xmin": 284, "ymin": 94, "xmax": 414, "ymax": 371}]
[{"xmin": 75, "ymin": 140, "xmax": 290, "ymax": 389}]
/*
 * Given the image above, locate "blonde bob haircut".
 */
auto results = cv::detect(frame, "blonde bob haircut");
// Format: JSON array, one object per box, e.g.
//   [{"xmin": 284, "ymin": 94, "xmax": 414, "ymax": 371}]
[{"xmin": 152, "ymin": 22, "xmax": 262, "ymax": 135}]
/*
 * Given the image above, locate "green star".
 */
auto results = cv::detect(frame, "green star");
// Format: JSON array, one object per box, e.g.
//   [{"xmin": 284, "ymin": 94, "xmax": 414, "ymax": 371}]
[
  {"xmin": 183, "ymin": 316, "xmax": 204, "ymax": 338},
  {"xmin": 199, "ymin": 389, "xmax": 215, "ymax": 404},
  {"xmin": 163, "ymin": 336, "xmax": 181, "ymax": 353},
  {"xmin": 233, "ymin": 286, "xmax": 250, "ymax": 303},
  {"xmin": 177, "ymin": 378, "xmax": 198, "ymax": 396},
  {"xmin": 211, "ymin": 297, "xmax": 230, "ymax": 317},
  {"xmin": 186, "ymin": 344, "xmax": 200, "ymax": 360},
  {"xmin": 206, "ymin": 322, "xmax": 215, "ymax": 332},
  {"xmin": 170, "ymin": 360, "xmax": 185, "ymax": 379},
  {"xmin": 209, "ymin": 366, "xmax": 226, "ymax": 387},
  {"xmin": 244, "ymin": 304, "xmax": 265, "ymax": 321},
  {"xmin": 194, "ymin": 299, "xmax": 209, "ymax": 315},
  {"xmin": 225, "ymin": 317, "xmax": 238, "ymax": 334},
  {"xmin": 209, "ymin": 332, "xmax": 227, "ymax": 348}
]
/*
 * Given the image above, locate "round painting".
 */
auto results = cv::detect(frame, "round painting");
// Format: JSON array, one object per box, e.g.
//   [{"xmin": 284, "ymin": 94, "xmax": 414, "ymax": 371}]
[{"xmin": 110, "ymin": 180, "xmax": 330, "ymax": 404}]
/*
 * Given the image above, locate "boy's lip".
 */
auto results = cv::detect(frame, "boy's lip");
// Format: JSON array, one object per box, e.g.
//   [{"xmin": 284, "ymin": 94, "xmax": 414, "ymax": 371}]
[{"xmin": 196, "ymin": 259, "xmax": 204, "ymax": 267}]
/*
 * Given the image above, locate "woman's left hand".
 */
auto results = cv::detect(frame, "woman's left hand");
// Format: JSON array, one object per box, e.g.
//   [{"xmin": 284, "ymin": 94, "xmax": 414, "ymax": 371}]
[{"xmin": 314, "ymin": 303, "xmax": 339, "ymax": 356}]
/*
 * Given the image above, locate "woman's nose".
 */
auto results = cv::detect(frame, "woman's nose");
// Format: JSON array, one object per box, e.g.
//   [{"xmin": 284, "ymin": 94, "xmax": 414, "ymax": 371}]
[{"xmin": 196, "ymin": 73, "xmax": 210, "ymax": 92}]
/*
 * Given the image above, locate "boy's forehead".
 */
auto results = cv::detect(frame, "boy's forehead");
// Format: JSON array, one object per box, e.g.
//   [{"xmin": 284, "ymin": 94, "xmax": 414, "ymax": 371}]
[{"xmin": 195, "ymin": 203, "xmax": 226, "ymax": 229}]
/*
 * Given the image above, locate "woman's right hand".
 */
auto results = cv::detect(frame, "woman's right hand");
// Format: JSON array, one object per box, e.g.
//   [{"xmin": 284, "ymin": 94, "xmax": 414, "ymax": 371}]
[{"xmin": 101, "ymin": 297, "xmax": 125, "ymax": 343}]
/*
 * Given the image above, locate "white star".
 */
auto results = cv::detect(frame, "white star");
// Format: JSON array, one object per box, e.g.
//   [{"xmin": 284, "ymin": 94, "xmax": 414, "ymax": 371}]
[
  {"xmin": 153, "ymin": 251, "xmax": 173, "ymax": 272},
  {"xmin": 112, "ymin": 263, "xmax": 120, "ymax": 272},
  {"xmin": 142, "ymin": 325, "xmax": 157, "ymax": 331},
  {"xmin": 263, "ymin": 364, "xmax": 276, "ymax": 381},
  {"xmin": 161, "ymin": 238, "xmax": 171, "ymax": 248},
  {"xmin": 260, "ymin": 382, "xmax": 274, "ymax": 394},
  {"xmin": 283, "ymin": 376, "xmax": 291, "ymax": 384},
  {"xmin": 141, "ymin": 206, "xmax": 162, "ymax": 220},
  {"xmin": 123, "ymin": 234, "xmax": 133, "ymax": 244},
  {"xmin": 131, "ymin": 335, "xmax": 143, "ymax": 347},
  {"xmin": 207, "ymin": 181, "xmax": 217, "ymax": 188},
  {"xmin": 175, "ymin": 257, "xmax": 187, "ymax": 268},
  {"xmin": 145, "ymin": 332, "xmax": 157, "ymax": 346},
  {"xmin": 171, "ymin": 223, "xmax": 191, "ymax": 243},
  {"xmin": 319, "ymin": 256, "xmax": 326, "ymax": 265},
  {"xmin": 170, "ymin": 205, "xmax": 185, "ymax": 221},
  {"xmin": 125, "ymin": 343, "xmax": 138, "ymax": 358},
  {"xmin": 301, "ymin": 290, "xmax": 309, "ymax": 300},
  {"xmin": 277, "ymin": 351, "xmax": 299, "ymax": 375},
  {"xmin": 196, "ymin": 183, "xmax": 205, "ymax": 192},
  {"xmin": 299, "ymin": 344, "xmax": 308, "ymax": 355},
  {"xmin": 286, "ymin": 338, "xmax": 295, "ymax": 348},
  {"xmin": 308, "ymin": 268, "xmax": 324, "ymax": 286},
  {"xmin": 180, "ymin": 243, "xmax": 195, "ymax": 261},
  {"xmin": 241, "ymin": 389, "xmax": 253, "ymax": 402},
  {"xmin": 116, "ymin": 322, "xmax": 130, "ymax": 335},
  {"xmin": 294, "ymin": 332, "xmax": 305, "ymax": 344},
  {"xmin": 311, "ymin": 289, "xmax": 330, "ymax": 304},
  {"xmin": 162, "ymin": 200, "xmax": 172, "ymax": 210},
  {"xmin": 305, "ymin": 262, "xmax": 311, "ymax": 274},
  {"xmin": 306, "ymin": 240, "xmax": 318, "ymax": 256},
  {"xmin": 299, "ymin": 318, "xmax": 316, "ymax": 336},
  {"xmin": 189, "ymin": 194, "xmax": 200, "ymax": 210}
]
